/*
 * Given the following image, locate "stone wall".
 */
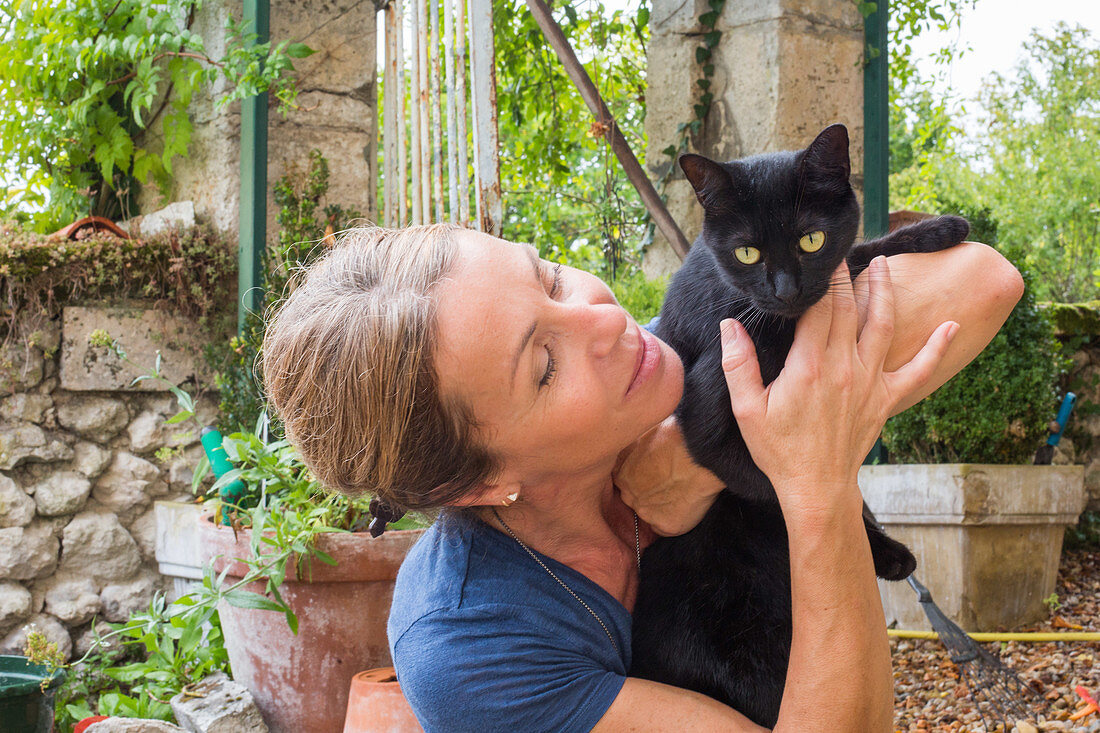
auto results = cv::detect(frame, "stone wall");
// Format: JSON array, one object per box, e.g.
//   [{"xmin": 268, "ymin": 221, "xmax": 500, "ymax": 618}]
[
  {"xmin": 644, "ymin": 0, "xmax": 865, "ymax": 276},
  {"xmin": 0, "ymin": 308, "xmax": 221, "ymax": 660},
  {"xmin": 137, "ymin": 0, "xmax": 378, "ymax": 239}
]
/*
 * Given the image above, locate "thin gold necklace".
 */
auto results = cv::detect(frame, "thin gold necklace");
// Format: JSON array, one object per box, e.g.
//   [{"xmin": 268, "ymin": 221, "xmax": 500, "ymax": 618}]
[{"xmin": 492, "ymin": 507, "xmax": 641, "ymax": 654}]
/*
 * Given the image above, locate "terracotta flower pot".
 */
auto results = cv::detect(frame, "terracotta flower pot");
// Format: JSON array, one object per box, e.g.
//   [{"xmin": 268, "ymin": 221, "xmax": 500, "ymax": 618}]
[
  {"xmin": 198, "ymin": 515, "xmax": 424, "ymax": 733},
  {"xmin": 343, "ymin": 667, "xmax": 423, "ymax": 733}
]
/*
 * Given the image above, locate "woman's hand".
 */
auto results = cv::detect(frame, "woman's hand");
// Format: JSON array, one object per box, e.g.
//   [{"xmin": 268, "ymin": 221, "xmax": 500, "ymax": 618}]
[
  {"xmin": 614, "ymin": 417, "xmax": 724, "ymax": 536},
  {"xmin": 721, "ymin": 256, "xmax": 957, "ymax": 511}
]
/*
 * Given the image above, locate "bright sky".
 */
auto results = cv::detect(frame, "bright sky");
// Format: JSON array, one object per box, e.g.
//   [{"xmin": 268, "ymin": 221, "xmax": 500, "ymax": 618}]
[{"xmin": 907, "ymin": 0, "xmax": 1100, "ymax": 111}]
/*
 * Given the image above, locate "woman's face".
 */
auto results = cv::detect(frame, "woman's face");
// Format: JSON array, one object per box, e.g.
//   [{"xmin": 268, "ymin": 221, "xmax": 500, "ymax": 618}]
[{"xmin": 433, "ymin": 230, "xmax": 684, "ymax": 488}]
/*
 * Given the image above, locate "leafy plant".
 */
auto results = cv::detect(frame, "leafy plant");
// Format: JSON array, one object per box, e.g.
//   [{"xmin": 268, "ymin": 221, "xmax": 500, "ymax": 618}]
[
  {"xmin": 50, "ymin": 595, "xmax": 231, "ymax": 730},
  {"xmin": 0, "ymin": 0, "xmax": 312, "ymax": 230},
  {"xmin": 883, "ymin": 264, "xmax": 1071, "ymax": 464},
  {"xmin": 492, "ymin": 0, "xmax": 650, "ymax": 278}
]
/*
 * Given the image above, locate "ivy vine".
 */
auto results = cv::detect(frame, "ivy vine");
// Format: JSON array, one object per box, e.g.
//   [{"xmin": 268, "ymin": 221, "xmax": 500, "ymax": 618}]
[{"xmin": 658, "ymin": 0, "xmax": 725, "ymax": 180}]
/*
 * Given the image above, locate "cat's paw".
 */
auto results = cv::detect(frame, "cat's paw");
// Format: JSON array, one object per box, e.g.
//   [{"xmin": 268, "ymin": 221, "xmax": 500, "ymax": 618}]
[
  {"xmin": 937, "ymin": 214, "xmax": 970, "ymax": 246},
  {"xmin": 871, "ymin": 537, "xmax": 917, "ymax": 581}
]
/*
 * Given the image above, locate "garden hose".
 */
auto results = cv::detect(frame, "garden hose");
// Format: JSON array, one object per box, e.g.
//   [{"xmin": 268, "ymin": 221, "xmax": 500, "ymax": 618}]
[
  {"xmin": 200, "ymin": 427, "xmax": 248, "ymax": 525},
  {"xmin": 889, "ymin": 629, "xmax": 1100, "ymax": 642}
]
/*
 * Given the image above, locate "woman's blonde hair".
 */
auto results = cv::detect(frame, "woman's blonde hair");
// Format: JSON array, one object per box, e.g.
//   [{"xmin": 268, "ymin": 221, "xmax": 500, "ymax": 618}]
[{"xmin": 260, "ymin": 224, "xmax": 497, "ymax": 511}]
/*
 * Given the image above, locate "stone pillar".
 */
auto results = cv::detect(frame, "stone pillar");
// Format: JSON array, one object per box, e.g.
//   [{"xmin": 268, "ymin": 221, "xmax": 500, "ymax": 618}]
[
  {"xmin": 644, "ymin": 0, "xmax": 865, "ymax": 277},
  {"xmin": 139, "ymin": 0, "xmax": 378, "ymax": 240}
]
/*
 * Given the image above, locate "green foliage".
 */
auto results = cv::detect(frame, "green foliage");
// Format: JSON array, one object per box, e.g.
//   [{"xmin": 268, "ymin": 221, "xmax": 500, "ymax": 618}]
[
  {"xmin": 890, "ymin": 22, "xmax": 1100, "ymax": 302},
  {"xmin": 206, "ymin": 150, "xmax": 360, "ymax": 435},
  {"xmin": 53, "ymin": 596, "xmax": 231, "ymax": 730},
  {"xmin": 0, "ymin": 220, "xmax": 236, "ymax": 347},
  {"xmin": 609, "ymin": 270, "xmax": 668, "ymax": 324},
  {"xmin": 0, "ymin": 0, "xmax": 311, "ymax": 230},
  {"xmin": 973, "ymin": 24, "xmax": 1100, "ymax": 301},
  {"xmin": 493, "ymin": 0, "xmax": 650, "ymax": 278},
  {"xmin": 883, "ymin": 267, "xmax": 1070, "ymax": 464}
]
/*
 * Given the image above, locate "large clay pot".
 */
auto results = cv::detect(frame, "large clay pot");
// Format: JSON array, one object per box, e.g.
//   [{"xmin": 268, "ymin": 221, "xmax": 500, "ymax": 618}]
[
  {"xmin": 198, "ymin": 515, "xmax": 423, "ymax": 733},
  {"xmin": 343, "ymin": 667, "xmax": 422, "ymax": 733}
]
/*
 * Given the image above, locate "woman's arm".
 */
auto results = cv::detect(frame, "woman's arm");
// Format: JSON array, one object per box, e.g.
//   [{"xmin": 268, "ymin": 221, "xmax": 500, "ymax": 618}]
[{"xmin": 615, "ymin": 241, "xmax": 1023, "ymax": 536}]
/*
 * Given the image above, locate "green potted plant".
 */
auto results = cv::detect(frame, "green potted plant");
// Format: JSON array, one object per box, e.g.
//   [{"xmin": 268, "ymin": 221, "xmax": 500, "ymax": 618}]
[
  {"xmin": 861, "ymin": 263, "xmax": 1085, "ymax": 631},
  {"xmin": 1, "ymin": 636, "xmax": 65, "ymax": 733},
  {"xmin": 195, "ymin": 420, "xmax": 425, "ymax": 733}
]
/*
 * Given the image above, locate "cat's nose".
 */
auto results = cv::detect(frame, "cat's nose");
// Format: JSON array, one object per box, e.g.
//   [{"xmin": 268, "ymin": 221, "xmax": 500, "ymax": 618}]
[{"xmin": 773, "ymin": 272, "xmax": 799, "ymax": 303}]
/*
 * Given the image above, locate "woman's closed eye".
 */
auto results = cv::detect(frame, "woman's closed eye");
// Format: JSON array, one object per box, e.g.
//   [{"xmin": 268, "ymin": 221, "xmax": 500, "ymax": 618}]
[
  {"xmin": 536, "ymin": 263, "xmax": 563, "ymax": 390},
  {"xmin": 540, "ymin": 345, "xmax": 557, "ymax": 388}
]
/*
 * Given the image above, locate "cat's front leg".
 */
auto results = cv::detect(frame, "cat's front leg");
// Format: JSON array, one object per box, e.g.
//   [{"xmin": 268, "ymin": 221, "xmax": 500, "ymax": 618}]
[
  {"xmin": 848, "ymin": 215, "xmax": 970, "ymax": 277},
  {"xmin": 862, "ymin": 503, "xmax": 917, "ymax": 580},
  {"xmin": 677, "ymin": 346, "xmax": 773, "ymax": 501}
]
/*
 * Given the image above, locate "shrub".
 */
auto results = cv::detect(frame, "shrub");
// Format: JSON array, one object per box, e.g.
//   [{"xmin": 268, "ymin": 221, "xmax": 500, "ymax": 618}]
[{"xmin": 882, "ymin": 265, "xmax": 1070, "ymax": 464}]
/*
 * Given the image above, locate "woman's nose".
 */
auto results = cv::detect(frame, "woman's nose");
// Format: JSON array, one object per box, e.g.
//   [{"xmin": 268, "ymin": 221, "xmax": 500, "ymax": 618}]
[{"xmin": 582, "ymin": 302, "xmax": 629, "ymax": 358}]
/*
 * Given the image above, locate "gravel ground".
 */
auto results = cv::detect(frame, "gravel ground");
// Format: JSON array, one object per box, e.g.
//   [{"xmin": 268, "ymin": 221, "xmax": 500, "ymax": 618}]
[{"xmin": 891, "ymin": 549, "xmax": 1100, "ymax": 732}]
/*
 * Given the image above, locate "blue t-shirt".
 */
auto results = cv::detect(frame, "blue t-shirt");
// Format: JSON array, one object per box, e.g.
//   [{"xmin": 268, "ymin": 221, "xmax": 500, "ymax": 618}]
[{"xmin": 388, "ymin": 511, "xmax": 631, "ymax": 732}]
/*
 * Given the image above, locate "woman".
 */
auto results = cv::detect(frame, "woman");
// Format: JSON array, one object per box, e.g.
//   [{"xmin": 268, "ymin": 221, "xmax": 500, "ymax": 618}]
[{"xmin": 261, "ymin": 224, "xmax": 1022, "ymax": 731}]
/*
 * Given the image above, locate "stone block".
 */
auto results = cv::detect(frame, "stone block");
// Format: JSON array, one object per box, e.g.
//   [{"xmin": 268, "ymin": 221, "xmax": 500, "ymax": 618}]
[
  {"xmin": 122, "ymin": 201, "xmax": 196, "ymax": 238},
  {"xmin": 170, "ymin": 672, "xmax": 269, "ymax": 733},
  {"xmin": 86, "ymin": 720, "xmax": 185, "ymax": 733},
  {"xmin": 0, "ymin": 393, "xmax": 53, "ymax": 423},
  {"xmin": 0, "ymin": 473, "xmax": 35, "ymax": 528},
  {"xmin": 0, "ymin": 581, "xmax": 32, "ymax": 635},
  {"xmin": 0, "ymin": 523, "xmax": 59, "ymax": 580},
  {"xmin": 0, "ymin": 421, "xmax": 73, "ymax": 470},
  {"xmin": 101, "ymin": 570, "xmax": 158, "ymax": 623},
  {"xmin": 74, "ymin": 619, "xmax": 117, "ymax": 658},
  {"xmin": 860, "ymin": 464, "xmax": 1086, "ymax": 631},
  {"xmin": 60, "ymin": 306, "xmax": 215, "ymax": 392},
  {"xmin": 55, "ymin": 395, "xmax": 130, "ymax": 440},
  {"xmin": 71, "ymin": 441, "xmax": 114, "ymax": 480},
  {"xmin": 0, "ymin": 342, "xmax": 44, "ymax": 391},
  {"xmin": 93, "ymin": 451, "xmax": 165, "ymax": 520},
  {"xmin": 31, "ymin": 471, "xmax": 92, "ymax": 517},
  {"xmin": 42, "ymin": 575, "xmax": 101, "ymax": 625},
  {"xmin": 59, "ymin": 511, "xmax": 142, "ymax": 583},
  {"xmin": 0, "ymin": 612, "xmax": 72, "ymax": 660}
]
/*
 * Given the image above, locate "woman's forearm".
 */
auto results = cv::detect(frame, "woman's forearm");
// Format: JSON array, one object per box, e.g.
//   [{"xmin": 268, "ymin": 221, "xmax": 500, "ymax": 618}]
[
  {"xmin": 773, "ymin": 488, "xmax": 893, "ymax": 732},
  {"xmin": 855, "ymin": 241, "xmax": 1023, "ymax": 415}
]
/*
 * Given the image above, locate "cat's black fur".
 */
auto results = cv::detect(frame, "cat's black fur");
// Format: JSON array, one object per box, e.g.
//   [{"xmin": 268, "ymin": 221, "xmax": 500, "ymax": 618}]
[{"xmin": 629, "ymin": 124, "xmax": 969, "ymax": 727}]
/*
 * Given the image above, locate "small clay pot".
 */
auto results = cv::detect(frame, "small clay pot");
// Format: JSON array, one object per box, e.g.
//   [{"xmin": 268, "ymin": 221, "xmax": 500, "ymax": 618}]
[{"xmin": 343, "ymin": 667, "xmax": 423, "ymax": 733}]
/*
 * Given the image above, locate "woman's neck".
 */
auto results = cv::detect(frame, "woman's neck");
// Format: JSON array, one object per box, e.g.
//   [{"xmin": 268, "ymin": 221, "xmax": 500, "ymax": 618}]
[{"xmin": 479, "ymin": 469, "xmax": 641, "ymax": 607}]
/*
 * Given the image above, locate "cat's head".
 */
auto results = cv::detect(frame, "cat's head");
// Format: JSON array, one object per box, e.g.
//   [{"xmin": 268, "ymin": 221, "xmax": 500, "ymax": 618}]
[{"xmin": 680, "ymin": 124, "xmax": 860, "ymax": 319}]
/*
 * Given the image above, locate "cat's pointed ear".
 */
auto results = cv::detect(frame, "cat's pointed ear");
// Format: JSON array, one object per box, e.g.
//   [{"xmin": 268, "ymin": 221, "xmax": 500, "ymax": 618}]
[
  {"xmin": 680, "ymin": 154, "xmax": 734, "ymax": 211},
  {"xmin": 802, "ymin": 124, "xmax": 850, "ymax": 179}
]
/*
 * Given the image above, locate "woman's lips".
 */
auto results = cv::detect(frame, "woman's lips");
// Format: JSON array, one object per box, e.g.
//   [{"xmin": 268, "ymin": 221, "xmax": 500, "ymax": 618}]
[{"xmin": 627, "ymin": 325, "xmax": 660, "ymax": 396}]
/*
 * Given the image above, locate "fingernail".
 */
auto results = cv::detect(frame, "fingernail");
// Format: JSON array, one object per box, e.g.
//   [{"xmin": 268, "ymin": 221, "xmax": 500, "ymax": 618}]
[
  {"xmin": 720, "ymin": 318, "xmax": 737, "ymax": 345},
  {"xmin": 947, "ymin": 322, "xmax": 960, "ymax": 341}
]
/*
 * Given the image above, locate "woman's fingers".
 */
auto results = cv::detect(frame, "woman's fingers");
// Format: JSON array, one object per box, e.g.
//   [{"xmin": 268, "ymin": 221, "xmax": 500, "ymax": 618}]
[
  {"xmin": 720, "ymin": 318, "xmax": 766, "ymax": 424},
  {"xmin": 828, "ymin": 260, "xmax": 859, "ymax": 351},
  {"xmin": 857, "ymin": 257, "xmax": 895, "ymax": 372},
  {"xmin": 886, "ymin": 320, "xmax": 960, "ymax": 400}
]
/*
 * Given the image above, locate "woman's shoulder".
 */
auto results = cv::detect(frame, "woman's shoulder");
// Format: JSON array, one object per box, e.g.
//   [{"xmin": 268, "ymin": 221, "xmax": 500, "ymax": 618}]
[{"xmin": 388, "ymin": 511, "xmax": 537, "ymax": 642}]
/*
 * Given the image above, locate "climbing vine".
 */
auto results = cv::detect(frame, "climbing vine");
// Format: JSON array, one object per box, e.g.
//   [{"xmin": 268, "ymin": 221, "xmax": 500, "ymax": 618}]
[{"xmin": 657, "ymin": 0, "xmax": 724, "ymax": 183}]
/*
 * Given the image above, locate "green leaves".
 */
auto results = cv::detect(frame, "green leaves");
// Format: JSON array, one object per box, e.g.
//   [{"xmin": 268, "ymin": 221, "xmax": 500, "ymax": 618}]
[{"xmin": 0, "ymin": 0, "xmax": 308, "ymax": 229}]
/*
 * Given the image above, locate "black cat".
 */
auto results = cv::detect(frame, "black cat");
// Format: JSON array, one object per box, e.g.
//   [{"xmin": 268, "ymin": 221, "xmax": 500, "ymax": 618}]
[{"xmin": 630, "ymin": 124, "xmax": 969, "ymax": 727}]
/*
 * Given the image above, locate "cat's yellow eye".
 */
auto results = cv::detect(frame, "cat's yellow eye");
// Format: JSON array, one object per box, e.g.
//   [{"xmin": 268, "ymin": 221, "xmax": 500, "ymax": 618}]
[
  {"xmin": 734, "ymin": 246, "xmax": 761, "ymax": 265},
  {"xmin": 799, "ymin": 230, "xmax": 826, "ymax": 253}
]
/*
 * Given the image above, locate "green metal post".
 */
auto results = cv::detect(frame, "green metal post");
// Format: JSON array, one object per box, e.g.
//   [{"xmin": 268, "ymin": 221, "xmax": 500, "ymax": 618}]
[
  {"xmin": 863, "ymin": 1, "xmax": 888, "ymax": 466},
  {"xmin": 238, "ymin": 0, "xmax": 270, "ymax": 336},
  {"xmin": 863, "ymin": 0, "xmax": 888, "ymax": 240}
]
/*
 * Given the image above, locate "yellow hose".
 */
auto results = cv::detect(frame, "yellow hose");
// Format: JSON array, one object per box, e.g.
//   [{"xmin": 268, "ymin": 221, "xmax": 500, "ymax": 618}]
[{"xmin": 888, "ymin": 629, "xmax": 1100, "ymax": 642}]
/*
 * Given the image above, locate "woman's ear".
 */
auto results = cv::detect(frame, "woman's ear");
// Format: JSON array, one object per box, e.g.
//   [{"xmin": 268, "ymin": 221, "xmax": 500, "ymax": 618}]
[{"xmin": 447, "ymin": 479, "xmax": 523, "ymax": 508}]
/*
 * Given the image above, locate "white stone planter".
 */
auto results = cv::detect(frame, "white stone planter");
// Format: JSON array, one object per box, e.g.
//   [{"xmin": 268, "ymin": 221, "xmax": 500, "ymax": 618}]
[
  {"xmin": 154, "ymin": 500, "xmax": 207, "ymax": 599},
  {"xmin": 859, "ymin": 464, "xmax": 1086, "ymax": 631}
]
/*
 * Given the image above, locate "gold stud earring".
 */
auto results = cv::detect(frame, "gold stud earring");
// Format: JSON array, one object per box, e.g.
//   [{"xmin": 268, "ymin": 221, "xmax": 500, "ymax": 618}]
[{"xmin": 501, "ymin": 491, "xmax": 519, "ymax": 507}]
